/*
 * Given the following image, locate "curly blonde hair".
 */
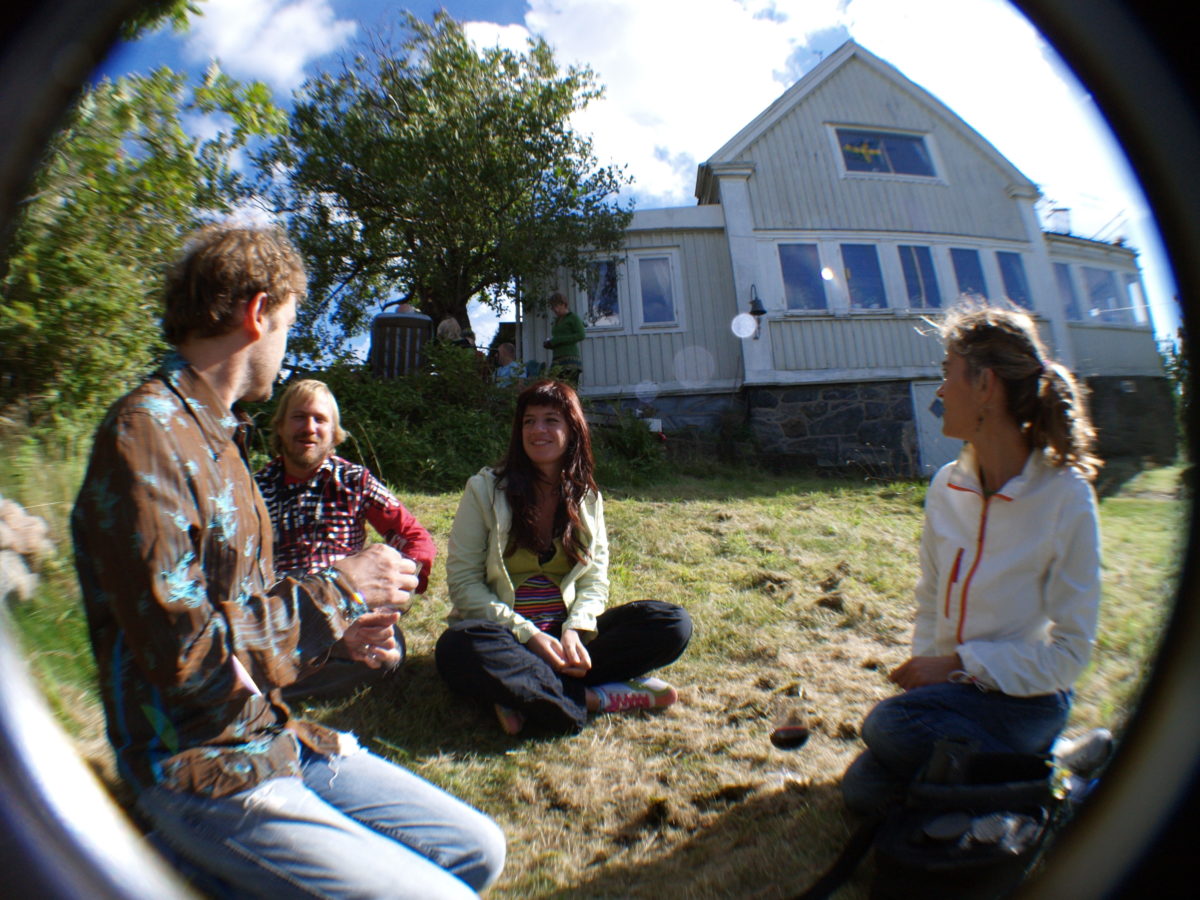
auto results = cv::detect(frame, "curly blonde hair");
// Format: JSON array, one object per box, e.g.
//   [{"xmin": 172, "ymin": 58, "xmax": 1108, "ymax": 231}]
[{"xmin": 940, "ymin": 304, "xmax": 1101, "ymax": 480}]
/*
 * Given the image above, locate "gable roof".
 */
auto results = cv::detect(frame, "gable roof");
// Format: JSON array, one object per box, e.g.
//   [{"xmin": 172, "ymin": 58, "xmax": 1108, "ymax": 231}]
[{"xmin": 694, "ymin": 40, "xmax": 1036, "ymax": 202}]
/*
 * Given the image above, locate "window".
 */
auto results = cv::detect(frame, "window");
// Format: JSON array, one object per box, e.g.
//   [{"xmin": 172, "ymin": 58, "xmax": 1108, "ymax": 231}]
[
  {"xmin": 898, "ymin": 245, "xmax": 941, "ymax": 308},
  {"xmin": 950, "ymin": 248, "xmax": 988, "ymax": 298},
  {"xmin": 836, "ymin": 128, "xmax": 936, "ymax": 177},
  {"xmin": 1124, "ymin": 275, "xmax": 1150, "ymax": 325},
  {"xmin": 840, "ymin": 244, "xmax": 887, "ymax": 309},
  {"xmin": 637, "ymin": 256, "xmax": 676, "ymax": 325},
  {"xmin": 1082, "ymin": 266, "xmax": 1123, "ymax": 323},
  {"xmin": 996, "ymin": 251, "xmax": 1033, "ymax": 309},
  {"xmin": 779, "ymin": 243, "xmax": 828, "ymax": 310},
  {"xmin": 1054, "ymin": 263, "xmax": 1083, "ymax": 321},
  {"xmin": 584, "ymin": 259, "xmax": 620, "ymax": 328}
]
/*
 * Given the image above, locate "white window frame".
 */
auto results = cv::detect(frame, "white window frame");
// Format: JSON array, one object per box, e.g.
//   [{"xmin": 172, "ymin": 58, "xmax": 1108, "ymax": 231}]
[
  {"xmin": 630, "ymin": 249, "xmax": 685, "ymax": 331},
  {"xmin": 580, "ymin": 257, "xmax": 624, "ymax": 332},
  {"xmin": 578, "ymin": 248, "xmax": 685, "ymax": 336},
  {"xmin": 827, "ymin": 124, "xmax": 946, "ymax": 185}
]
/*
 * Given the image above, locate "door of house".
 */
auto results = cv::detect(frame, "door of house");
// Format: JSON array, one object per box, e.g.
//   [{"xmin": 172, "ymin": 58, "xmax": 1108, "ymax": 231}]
[{"xmin": 911, "ymin": 381, "xmax": 964, "ymax": 476}]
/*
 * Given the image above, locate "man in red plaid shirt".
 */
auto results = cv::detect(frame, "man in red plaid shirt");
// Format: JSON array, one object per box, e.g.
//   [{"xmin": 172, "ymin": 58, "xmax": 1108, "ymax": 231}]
[{"xmin": 256, "ymin": 379, "xmax": 436, "ymax": 700}]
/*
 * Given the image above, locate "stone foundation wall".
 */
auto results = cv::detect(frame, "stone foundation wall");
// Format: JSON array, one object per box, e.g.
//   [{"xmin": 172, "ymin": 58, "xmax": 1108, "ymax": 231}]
[
  {"xmin": 588, "ymin": 391, "xmax": 739, "ymax": 434},
  {"xmin": 746, "ymin": 381, "xmax": 918, "ymax": 475},
  {"xmin": 1085, "ymin": 375, "xmax": 1177, "ymax": 464}
]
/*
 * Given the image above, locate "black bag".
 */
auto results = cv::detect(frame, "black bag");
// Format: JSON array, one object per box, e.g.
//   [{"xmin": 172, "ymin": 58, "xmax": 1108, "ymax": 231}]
[
  {"xmin": 870, "ymin": 739, "xmax": 1059, "ymax": 899},
  {"xmin": 795, "ymin": 739, "xmax": 1060, "ymax": 900}
]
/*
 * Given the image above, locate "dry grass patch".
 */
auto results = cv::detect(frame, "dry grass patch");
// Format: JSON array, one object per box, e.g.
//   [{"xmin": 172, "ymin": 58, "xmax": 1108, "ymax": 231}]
[{"xmin": 3, "ymin": 460, "xmax": 1185, "ymax": 898}]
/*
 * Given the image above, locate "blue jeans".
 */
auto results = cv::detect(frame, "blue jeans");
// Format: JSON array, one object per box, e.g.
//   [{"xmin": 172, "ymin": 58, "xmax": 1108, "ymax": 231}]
[
  {"xmin": 138, "ymin": 734, "xmax": 505, "ymax": 899},
  {"xmin": 841, "ymin": 683, "xmax": 1070, "ymax": 816}
]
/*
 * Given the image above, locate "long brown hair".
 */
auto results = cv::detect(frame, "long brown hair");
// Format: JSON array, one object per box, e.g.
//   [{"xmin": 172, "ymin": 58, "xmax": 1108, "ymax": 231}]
[
  {"xmin": 496, "ymin": 379, "xmax": 597, "ymax": 563},
  {"xmin": 940, "ymin": 304, "xmax": 1101, "ymax": 480}
]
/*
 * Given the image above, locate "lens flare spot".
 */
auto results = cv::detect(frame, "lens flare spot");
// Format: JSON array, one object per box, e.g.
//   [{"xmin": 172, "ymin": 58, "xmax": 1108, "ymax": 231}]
[{"xmin": 731, "ymin": 313, "xmax": 756, "ymax": 338}]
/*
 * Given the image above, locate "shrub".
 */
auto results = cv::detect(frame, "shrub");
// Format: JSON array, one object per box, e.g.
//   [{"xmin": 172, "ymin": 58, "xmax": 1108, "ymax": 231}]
[
  {"xmin": 591, "ymin": 405, "xmax": 670, "ymax": 487},
  {"xmin": 249, "ymin": 349, "xmax": 678, "ymax": 492},
  {"xmin": 249, "ymin": 344, "xmax": 516, "ymax": 493}
]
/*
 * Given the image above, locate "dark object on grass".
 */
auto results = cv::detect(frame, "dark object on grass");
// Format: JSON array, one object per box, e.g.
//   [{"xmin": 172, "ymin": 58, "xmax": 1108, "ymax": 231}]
[
  {"xmin": 770, "ymin": 723, "xmax": 811, "ymax": 750},
  {"xmin": 770, "ymin": 710, "xmax": 811, "ymax": 750}
]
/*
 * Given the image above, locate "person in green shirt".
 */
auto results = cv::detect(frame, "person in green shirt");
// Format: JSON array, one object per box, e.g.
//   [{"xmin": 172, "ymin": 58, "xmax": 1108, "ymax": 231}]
[{"xmin": 543, "ymin": 292, "xmax": 585, "ymax": 386}]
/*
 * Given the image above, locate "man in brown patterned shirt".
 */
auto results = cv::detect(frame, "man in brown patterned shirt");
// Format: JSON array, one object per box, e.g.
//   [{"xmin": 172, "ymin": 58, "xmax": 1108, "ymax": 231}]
[{"xmin": 72, "ymin": 222, "xmax": 504, "ymax": 898}]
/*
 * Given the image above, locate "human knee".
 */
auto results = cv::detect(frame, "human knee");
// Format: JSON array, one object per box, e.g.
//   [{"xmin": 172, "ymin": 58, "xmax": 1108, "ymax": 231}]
[
  {"xmin": 633, "ymin": 599, "xmax": 694, "ymax": 648},
  {"xmin": 859, "ymin": 699, "xmax": 894, "ymax": 751},
  {"xmin": 454, "ymin": 813, "xmax": 507, "ymax": 892},
  {"xmin": 664, "ymin": 603, "xmax": 694, "ymax": 647},
  {"xmin": 841, "ymin": 751, "xmax": 904, "ymax": 817}
]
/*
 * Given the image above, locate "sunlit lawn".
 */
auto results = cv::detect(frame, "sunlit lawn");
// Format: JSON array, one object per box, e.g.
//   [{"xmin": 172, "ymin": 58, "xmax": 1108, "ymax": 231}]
[{"xmin": 2, "ymin": 445, "xmax": 1187, "ymax": 898}]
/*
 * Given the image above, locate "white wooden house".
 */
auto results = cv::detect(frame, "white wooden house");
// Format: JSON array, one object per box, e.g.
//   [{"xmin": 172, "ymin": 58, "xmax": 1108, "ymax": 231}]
[{"xmin": 518, "ymin": 40, "xmax": 1171, "ymax": 475}]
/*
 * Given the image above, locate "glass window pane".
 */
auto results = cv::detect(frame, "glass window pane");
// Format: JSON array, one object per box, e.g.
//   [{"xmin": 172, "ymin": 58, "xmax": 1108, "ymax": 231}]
[
  {"xmin": 638, "ymin": 257, "xmax": 675, "ymax": 324},
  {"xmin": 898, "ymin": 245, "xmax": 941, "ymax": 308},
  {"xmin": 1054, "ymin": 263, "xmax": 1083, "ymax": 321},
  {"xmin": 950, "ymin": 248, "xmax": 988, "ymax": 299},
  {"xmin": 838, "ymin": 131, "xmax": 889, "ymax": 173},
  {"xmin": 884, "ymin": 135, "xmax": 936, "ymax": 176},
  {"xmin": 841, "ymin": 244, "xmax": 887, "ymax": 309},
  {"xmin": 586, "ymin": 260, "xmax": 620, "ymax": 327},
  {"xmin": 996, "ymin": 251, "xmax": 1032, "ymax": 309},
  {"xmin": 779, "ymin": 244, "xmax": 827, "ymax": 310},
  {"xmin": 837, "ymin": 129, "xmax": 935, "ymax": 176},
  {"xmin": 1082, "ymin": 266, "xmax": 1123, "ymax": 323}
]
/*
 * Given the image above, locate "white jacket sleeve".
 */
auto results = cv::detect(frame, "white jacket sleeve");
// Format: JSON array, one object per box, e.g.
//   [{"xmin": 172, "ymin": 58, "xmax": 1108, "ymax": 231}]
[
  {"xmin": 445, "ymin": 473, "xmax": 539, "ymax": 643},
  {"xmin": 562, "ymin": 491, "xmax": 610, "ymax": 636},
  {"xmin": 958, "ymin": 479, "xmax": 1101, "ymax": 695}
]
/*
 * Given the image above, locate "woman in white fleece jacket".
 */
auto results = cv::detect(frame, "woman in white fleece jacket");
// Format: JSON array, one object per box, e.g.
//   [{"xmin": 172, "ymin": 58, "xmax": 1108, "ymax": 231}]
[{"xmin": 842, "ymin": 305, "xmax": 1102, "ymax": 815}]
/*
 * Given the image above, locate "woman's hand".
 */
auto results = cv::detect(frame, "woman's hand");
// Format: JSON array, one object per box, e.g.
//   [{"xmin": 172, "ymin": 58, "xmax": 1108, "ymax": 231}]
[
  {"xmin": 889, "ymin": 654, "xmax": 962, "ymax": 690},
  {"xmin": 526, "ymin": 631, "xmax": 568, "ymax": 672},
  {"xmin": 559, "ymin": 628, "xmax": 592, "ymax": 678},
  {"xmin": 527, "ymin": 630, "xmax": 591, "ymax": 677}
]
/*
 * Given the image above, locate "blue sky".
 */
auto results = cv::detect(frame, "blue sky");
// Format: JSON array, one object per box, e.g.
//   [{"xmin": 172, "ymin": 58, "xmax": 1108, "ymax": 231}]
[{"xmin": 95, "ymin": 0, "xmax": 1181, "ymax": 349}]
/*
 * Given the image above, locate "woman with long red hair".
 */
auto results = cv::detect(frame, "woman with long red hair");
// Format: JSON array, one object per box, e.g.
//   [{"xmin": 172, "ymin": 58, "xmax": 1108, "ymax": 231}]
[{"xmin": 436, "ymin": 379, "xmax": 692, "ymax": 735}]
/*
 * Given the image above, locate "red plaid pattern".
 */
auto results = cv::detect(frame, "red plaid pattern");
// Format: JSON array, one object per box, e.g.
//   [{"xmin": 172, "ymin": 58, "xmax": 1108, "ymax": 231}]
[{"xmin": 255, "ymin": 455, "xmax": 435, "ymax": 591}]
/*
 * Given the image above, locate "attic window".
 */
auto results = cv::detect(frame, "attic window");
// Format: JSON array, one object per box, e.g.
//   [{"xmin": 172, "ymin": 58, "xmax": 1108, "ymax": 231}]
[{"xmin": 836, "ymin": 128, "xmax": 936, "ymax": 177}]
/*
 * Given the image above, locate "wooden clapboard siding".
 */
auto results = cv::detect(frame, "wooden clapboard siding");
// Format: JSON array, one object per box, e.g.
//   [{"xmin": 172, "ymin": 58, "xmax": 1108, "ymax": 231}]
[
  {"xmin": 739, "ymin": 57, "xmax": 1027, "ymax": 240},
  {"xmin": 767, "ymin": 314, "xmax": 943, "ymax": 374},
  {"xmin": 1068, "ymin": 323, "xmax": 1164, "ymax": 376},
  {"xmin": 527, "ymin": 226, "xmax": 740, "ymax": 396}
]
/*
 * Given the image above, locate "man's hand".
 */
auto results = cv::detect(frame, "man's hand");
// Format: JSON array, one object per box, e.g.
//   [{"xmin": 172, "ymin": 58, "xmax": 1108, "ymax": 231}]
[
  {"xmin": 342, "ymin": 609, "xmax": 402, "ymax": 669},
  {"xmin": 333, "ymin": 544, "xmax": 419, "ymax": 612},
  {"xmin": 889, "ymin": 654, "xmax": 963, "ymax": 690}
]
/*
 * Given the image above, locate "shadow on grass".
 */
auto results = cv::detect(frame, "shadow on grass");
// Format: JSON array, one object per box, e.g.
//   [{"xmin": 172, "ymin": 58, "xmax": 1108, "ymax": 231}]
[
  {"xmin": 536, "ymin": 780, "xmax": 871, "ymax": 900},
  {"xmin": 309, "ymin": 654, "xmax": 570, "ymax": 759}
]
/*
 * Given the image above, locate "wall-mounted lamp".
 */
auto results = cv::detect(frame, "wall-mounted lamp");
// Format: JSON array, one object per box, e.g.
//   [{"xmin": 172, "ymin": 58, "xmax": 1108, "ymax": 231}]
[{"xmin": 749, "ymin": 284, "xmax": 766, "ymax": 339}]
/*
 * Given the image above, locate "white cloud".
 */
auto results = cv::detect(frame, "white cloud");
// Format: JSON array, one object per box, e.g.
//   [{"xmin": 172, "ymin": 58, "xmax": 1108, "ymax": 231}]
[{"xmin": 185, "ymin": 0, "xmax": 357, "ymax": 92}]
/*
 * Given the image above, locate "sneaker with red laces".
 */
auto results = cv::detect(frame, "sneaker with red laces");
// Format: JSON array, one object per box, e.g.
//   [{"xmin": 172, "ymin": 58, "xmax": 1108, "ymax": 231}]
[{"xmin": 592, "ymin": 676, "xmax": 678, "ymax": 714}]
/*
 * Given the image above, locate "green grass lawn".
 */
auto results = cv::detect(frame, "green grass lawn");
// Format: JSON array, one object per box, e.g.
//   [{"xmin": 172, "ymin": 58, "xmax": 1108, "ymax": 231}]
[{"xmin": 1, "ymin": 453, "xmax": 1187, "ymax": 899}]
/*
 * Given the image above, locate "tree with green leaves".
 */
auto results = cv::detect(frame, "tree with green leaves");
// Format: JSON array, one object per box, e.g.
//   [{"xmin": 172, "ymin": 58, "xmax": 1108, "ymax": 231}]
[
  {"xmin": 260, "ymin": 12, "xmax": 633, "ymax": 361},
  {"xmin": 0, "ymin": 65, "xmax": 286, "ymax": 427},
  {"xmin": 1161, "ymin": 324, "xmax": 1190, "ymax": 455}
]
